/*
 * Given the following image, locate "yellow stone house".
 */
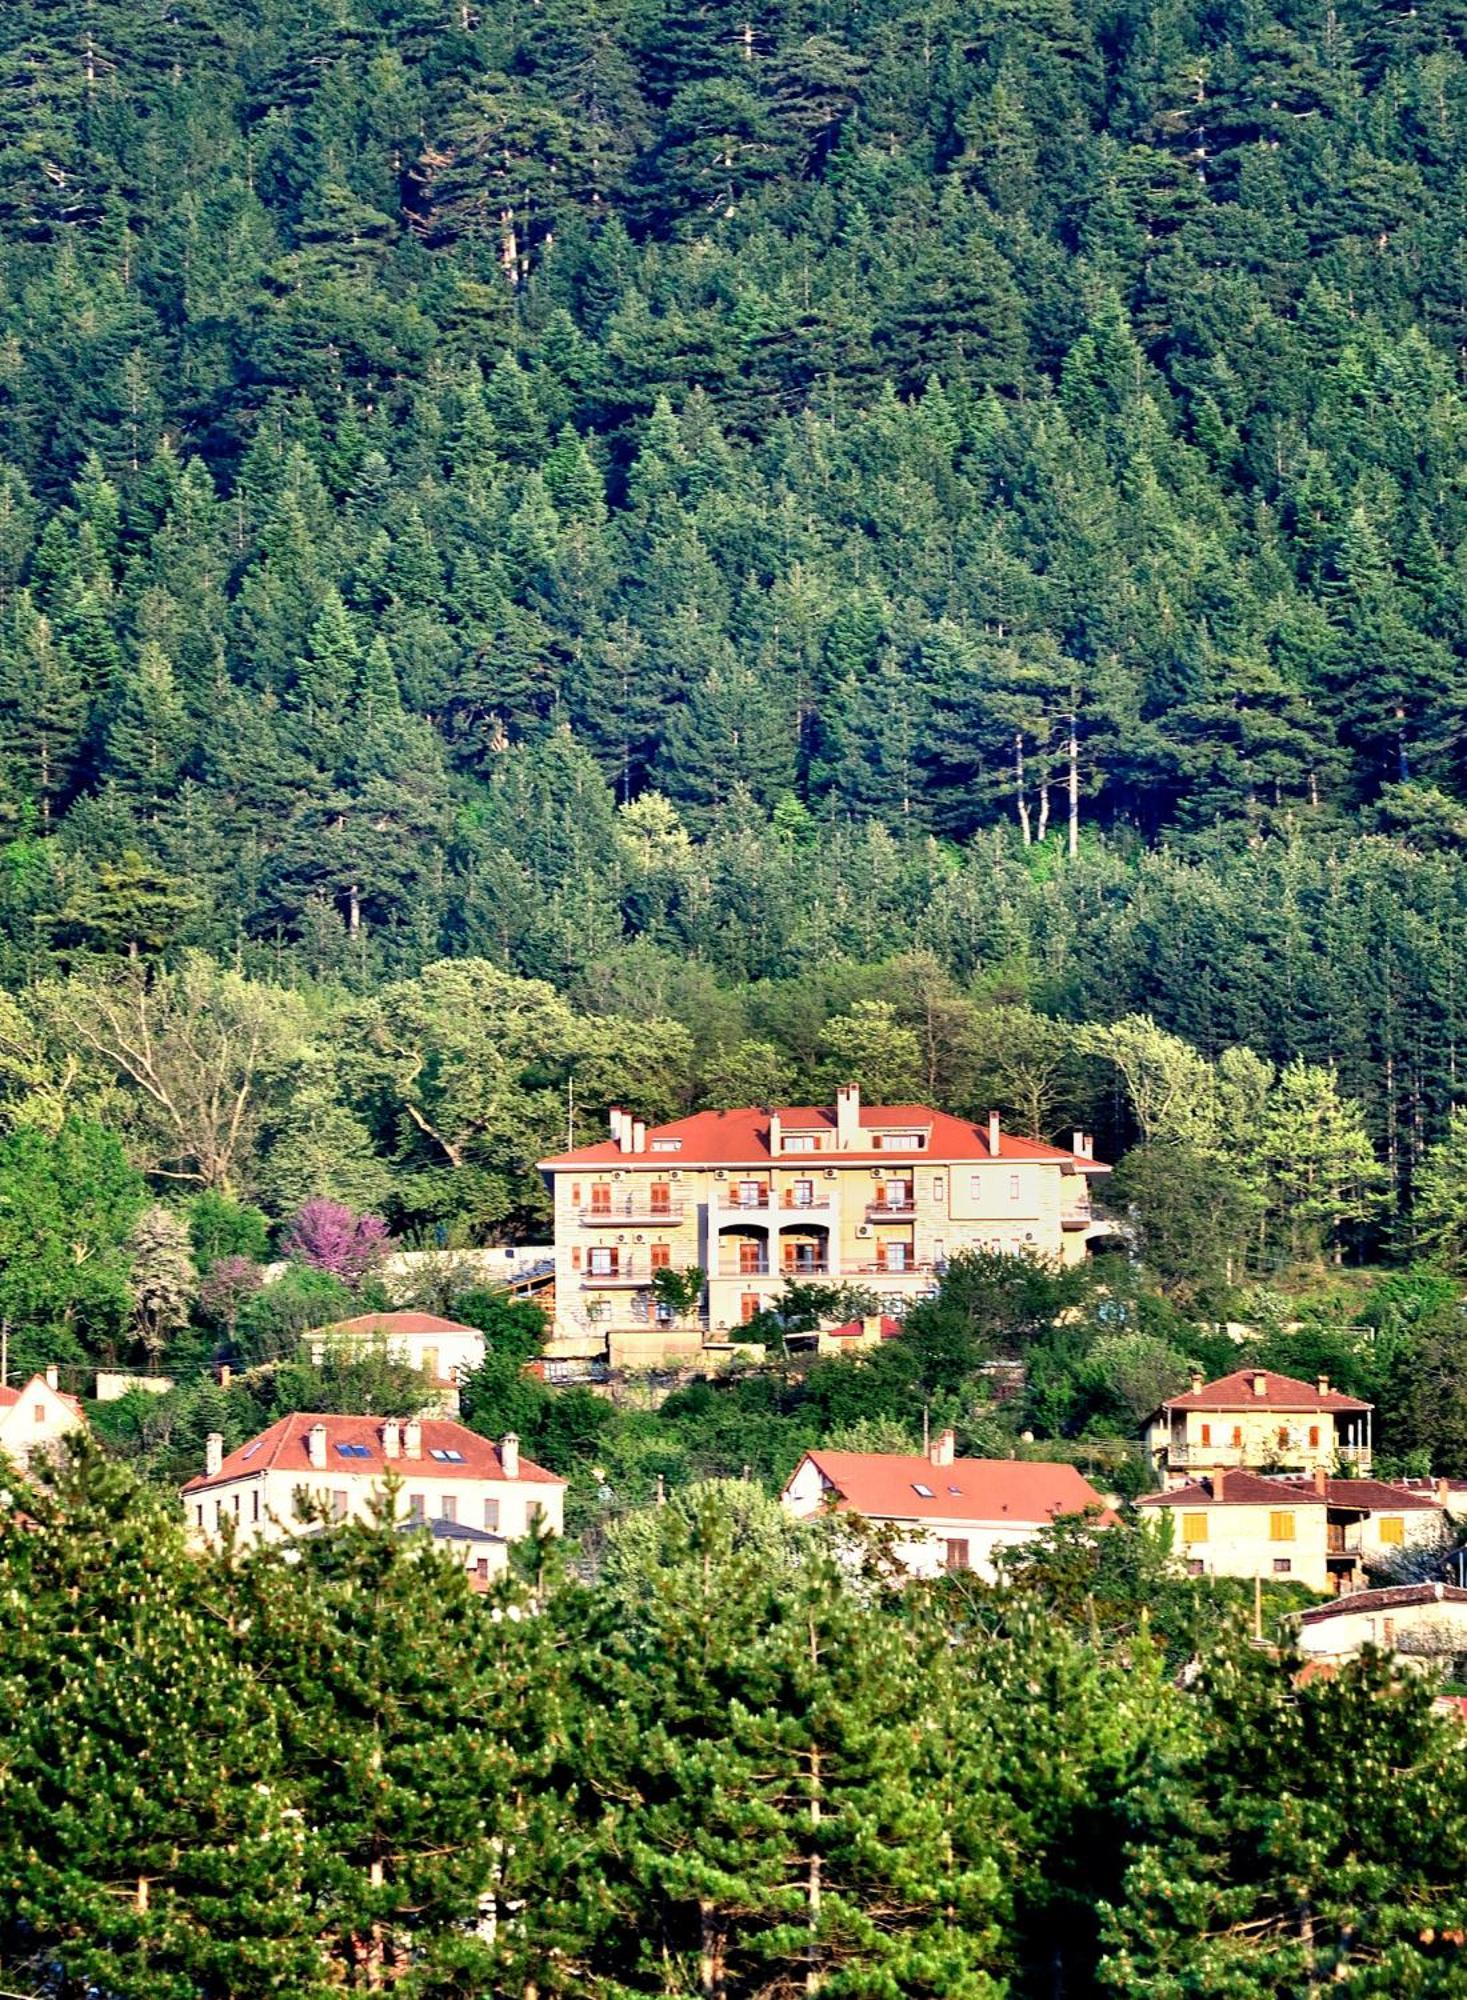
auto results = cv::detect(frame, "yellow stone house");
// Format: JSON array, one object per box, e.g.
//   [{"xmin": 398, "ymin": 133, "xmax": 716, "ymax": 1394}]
[{"xmin": 538, "ymin": 1085, "xmax": 1109, "ymax": 1365}]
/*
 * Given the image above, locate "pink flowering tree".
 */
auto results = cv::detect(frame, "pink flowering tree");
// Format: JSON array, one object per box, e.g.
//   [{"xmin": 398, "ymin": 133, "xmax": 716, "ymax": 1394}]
[{"xmin": 282, "ymin": 1198, "xmax": 390, "ymax": 1289}]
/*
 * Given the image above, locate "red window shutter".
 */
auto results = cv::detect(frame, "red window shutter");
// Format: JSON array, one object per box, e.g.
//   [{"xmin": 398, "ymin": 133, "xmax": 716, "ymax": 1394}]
[
  {"xmin": 571, "ymin": 1247, "xmax": 581, "ymax": 1270},
  {"xmin": 651, "ymin": 1243, "xmax": 670, "ymax": 1271}
]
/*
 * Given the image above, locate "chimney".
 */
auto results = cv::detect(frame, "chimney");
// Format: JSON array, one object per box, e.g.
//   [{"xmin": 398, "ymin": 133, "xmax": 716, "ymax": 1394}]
[
  {"xmin": 835, "ymin": 1082, "xmax": 861, "ymax": 1150},
  {"xmin": 205, "ymin": 1432, "xmax": 223, "ymax": 1478},
  {"xmin": 501, "ymin": 1433, "xmax": 520, "ymax": 1480},
  {"xmin": 382, "ymin": 1417, "xmax": 401, "ymax": 1460},
  {"xmin": 307, "ymin": 1422, "xmax": 327, "ymax": 1470},
  {"xmin": 1252, "ymin": 1372, "xmax": 1267, "ymax": 1398},
  {"xmin": 44, "ymin": 1364, "xmax": 58, "ymax": 1391},
  {"xmin": 403, "ymin": 1418, "xmax": 423, "ymax": 1459},
  {"xmin": 609, "ymin": 1106, "xmax": 625, "ymax": 1145},
  {"xmin": 1190, "ymin": 1370, "xmax": 1203, "ymax": 1394},
  {"xmin": 219, "ymin": 1364, "xmax": 232, "ymax": 1390},
  {"xmin": 988, "ymin": 1110, "xmax": 1001, "ymax": 1156},
  {"xmin": 1213, "ymin": 1467, "xmax": 1226, "ymax": 1501},
  {"xmin": 613, "ymin": 1109, "xmax": 634, "ymax": 1155},
  {"xmin": 1072, "ymin": 1129, "xmax": 1085, "ymax": 1157},
  {"xmin": 930, "ymin": 1427, "xmax": 956, "ymax": 1468},
  {"xmin": 862, "ymin": 1312, "xmax": 882, "ymax": 1343},
  {"xmin": 1313, "ymin": 1464, "xmax": 1328, "ymax": 1497},
  {"xmin": 1438, "ymin": 1478, "xmax": 1451, "ymax": 1508},
  {"xmin": 631, "ymin": 1119, "xmax": 647, "ymax": 1153},
  {"xmin": 769, "ymin": 1111, "xmax": 783, "ymax": 1155},
  {"xmin": 1317, "ymin": 1375, "xmax": 1330, "ymax": 1396}
]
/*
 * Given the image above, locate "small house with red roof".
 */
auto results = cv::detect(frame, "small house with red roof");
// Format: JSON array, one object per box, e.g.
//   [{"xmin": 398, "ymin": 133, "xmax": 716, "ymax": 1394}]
[
  {"xmin": 0, "ymin": 1367, "xmax": 85, "ymax": 1469},
  {"xmin": 1146, "ymin": 1367, "xmax": 1373, "ymax": 1488},
  {"xmin": 305, "ymin": 1310, "xmax": 486, "ymax": 1400},
  {"xmin": 538, "ymin": 1083, "xmax": 1108, "ymax": 1366},
  {"xmin": 182, "ymin": 1414, "xmax": 564, "ymax": 1585},
  {"xmin": 1295, "ymin": 1582, "xmax": 1467, "ymax": 1667},
  {"xmin": 781, "ymin": 1428, "xmax": 1113, "ymax": 1581}
]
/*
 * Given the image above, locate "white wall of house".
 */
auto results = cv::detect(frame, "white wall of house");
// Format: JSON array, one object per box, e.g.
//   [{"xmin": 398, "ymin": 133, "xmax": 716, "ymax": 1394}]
[
  {"xmin": 0, "ymin": 1374, "xmax": 85, "ymax": 1468},
  {"xmin": 781, "ymin": 1455, "xmax": 1068, "ymax": 1582},
  {"xmin": 1298, "ymin": 1597, "xmax": 1467, "ymax": 1663},
  {"xmin": 188, "ymin": 1465, "xmax": 563, "ymax": 1550}
]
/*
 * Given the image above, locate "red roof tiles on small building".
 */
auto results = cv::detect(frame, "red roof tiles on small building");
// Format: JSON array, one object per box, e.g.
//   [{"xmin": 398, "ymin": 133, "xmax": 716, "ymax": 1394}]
[
  {"xmin": 798, "ymin": 1450, "xmax": 1113, "ymax": 1526},
  {"xmin": 825, "ymin": 1315, "xmax": 903, "ymax": 1341},
  {"xmin": 1138, "ymin": 1471, "xmax": 1330, "ymax": 1510},
  {"xmin": 1299, "ymin": 1582, "xmax": 1467, "ymax": 1624},
  {"xmin": 317, "ymin": 1311, "xmax": 482, "ymax": 1338},
  {"xmin": 182, "ymin": 1413, "xmax": 565, "ymax": 1494}
]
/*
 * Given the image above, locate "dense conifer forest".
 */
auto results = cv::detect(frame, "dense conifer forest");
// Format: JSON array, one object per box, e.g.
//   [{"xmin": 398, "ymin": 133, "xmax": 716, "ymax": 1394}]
[{"xmin": 1, "ymin": 0, "xmax": 1465, "ymax": 1165}]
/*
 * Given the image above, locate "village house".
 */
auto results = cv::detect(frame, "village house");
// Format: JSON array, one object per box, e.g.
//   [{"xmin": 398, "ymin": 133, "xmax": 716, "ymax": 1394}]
[
  {"xmin": 539, "ymin": 1085, "xmax": 1110, "ymax": 1365},
  {"xmin": 781, "ymin": 1429, "xmax": 1112, "ymax": 1581},
  {"xmin": 1138, "ymin": 1467, "xmax": 1446, "ymax": 1594},
  {"xmin": 182, "ymin": 1414, "xmax": 565, "ymax": 1587},
  {"xmin": 1146, "ymin": 1368, "xmax": 1374, "ymax": 1488},
  {"xmin": 1295, "ymin": 1582, "xmax": 1467, "ymax": 1670},
  {"xmin": 305, "ymin": 1310, "xmax": 486, "ymax": 1405},
  {"xmin": 0, "ymin": 1368, "xmax": 85, "ymax": 1469}
]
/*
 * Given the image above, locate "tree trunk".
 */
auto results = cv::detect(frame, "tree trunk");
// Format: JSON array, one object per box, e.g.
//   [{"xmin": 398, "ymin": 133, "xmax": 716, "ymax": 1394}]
[
  {"xmin": 1014, "ymin": 734, "xmax": 1031, "ymax": 846},
  {"xmin": 1067, "ymin": 713, "xmax": 1079, "ymax": 858}
]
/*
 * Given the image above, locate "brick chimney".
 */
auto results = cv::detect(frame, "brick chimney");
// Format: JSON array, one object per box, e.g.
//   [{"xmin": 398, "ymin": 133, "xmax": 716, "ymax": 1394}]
[
  {"xmin": 501, "ymin": 1433, "xmax": 520, "ymax": 1480},
  {"xmin": 382, "ymin": 1418, "xmax": 401, "ymax": 1460},
  {"xmin": 1313, "ymin": 1464, "xmax": 1328, "ymax": 1496},
  {"xmin": 930, "ymin": 1427, "xmax": 956, "ymax": 1468},
  {"xmin": 1190, "ymin": 1369, "xmax": 1204, "ymax": 1394},
  {"xmin": 403, "ymin": 1418, "xmax": 423, "ymax": 1460},
  {"xmin": 835, "ymin": 1082, "xmax": 861, "ymax": 1150},
  {"xmin": 205, "ymin": 1432, "xmax": 223, "ymax": 1478},
  {"xmin": 1438, "ymin": 1478, "xmax": 1451, "ymax": 1508},
  {"xmin": 1252, "ymin": 1372, "xmax": 1267, "ymax": 1397},
  {"xmin": 988, "ymin": 1110, "xmax": 1001, "ymax": 1156},
  {"xmin": 307, "ymin": 1422, "xmax": 327, "ymax": 1470},
  {"xmin": 1213, "ymin": 1467, "xmax": 1226, "ymax": 1501},
  {"xmin": 1317, "ymin": 1375, "xmax": 1330, "ymax": 1396}
]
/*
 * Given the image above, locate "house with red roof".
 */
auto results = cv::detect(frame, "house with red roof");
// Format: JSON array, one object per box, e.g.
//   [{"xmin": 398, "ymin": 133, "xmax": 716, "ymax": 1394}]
[
  {"xmin": 538, "ymin": 1083, "xmax": 1109, "ymax": 1366},
  {"xmin": 182, "ymin": 1414, "xmax": 564, "ymax": 1586},
  {"xmin": 1145, "ymin": 1368, "xmax": 1374, "ymax": 1488},
  {"xmin": 1295, "ymin": 1581, "xmax": 1467, "ymax": 1667},
  {"xmin": 781, "ymin": 1428, "xmax": 1113, "ymax": 1581},
  {"xmin": 1138, "ymin": 1466, "xmax": 1445, "ymax": 1593},
  {"xmin": 0, "ymin": 1367, "xmax": 85, "ymax": 1469},
  {"xmin": 305, "ymin": 1310, "xmax": 486, "ymax": 1402}
]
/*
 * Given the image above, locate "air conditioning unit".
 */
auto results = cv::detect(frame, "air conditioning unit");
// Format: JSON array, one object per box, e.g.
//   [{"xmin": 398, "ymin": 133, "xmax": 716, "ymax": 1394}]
[
  {"xmin": 856, "ymin": 1223, "xmax": 872, "ymax": 1238},
  {"xmin": 715, "ymin": 1170, "xmax": 727, "ymax": 1181},
  {"xmin": 822, "ymin": 1168, "xmax": 836, "ymax": 1179}
]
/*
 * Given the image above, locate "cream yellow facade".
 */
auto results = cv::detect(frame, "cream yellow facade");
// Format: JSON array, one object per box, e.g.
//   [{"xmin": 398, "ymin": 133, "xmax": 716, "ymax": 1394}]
[
  {"xmin": 1146, "ymin": 1369, "xmax": 1374, "ymax": 1487},
  {"xmin": 1140, "ymin": 1467, "xmax": 1446, "ymax": 1594},
  {"xmin": 539, "ymin": 1089, "xmax": 1108, "ymax": 1364}
]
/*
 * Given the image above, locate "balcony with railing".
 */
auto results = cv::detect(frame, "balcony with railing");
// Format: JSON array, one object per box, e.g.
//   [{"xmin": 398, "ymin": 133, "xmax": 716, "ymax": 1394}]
[
  {"xmin": 581, "ymin": 1258, "xmax": 697, "ymax": 1290},
  {"xmin": 865, "ymin": 1197, "xmax": 916, "ymax": 1220},
  {"xmin": 1165, "ymin": 1442, "xmax": 1246, "ymax": 1468},
  {"xmin": 580, "ymin": 1197, "xmax": 687, "ymax": 1225},
  {"xmin": 1061, "ymin": 1197, "xmax": 1094, "ymax": 1231},
  {"xmin": 717, "ymin": 1256, "xmax": 771, "ymax": 1278},
  {"xmin": 850, "ymin": 1258, "xmax": 938, "ymax": 1278}
]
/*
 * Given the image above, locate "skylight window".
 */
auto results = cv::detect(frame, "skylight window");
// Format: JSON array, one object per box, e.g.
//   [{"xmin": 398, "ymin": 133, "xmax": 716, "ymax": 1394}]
[
  {"xmin": 650, "ymin": 1138, "xmax": 681, "ymax": 1151},
  {"xmin": 335, "ymin": 1442, "xmax": 372, "ymax": 1458},
  {"xmin": 912, "ymin": 1482, "xmax": 934, "ymax": 1498},
  {"xmin": 240, "ymin": 1441, "xmax": 263, "ymax": 1461},
  {"xmin": 429, "ymin": 1448, "xmax": 465, "ymax": 1462}
]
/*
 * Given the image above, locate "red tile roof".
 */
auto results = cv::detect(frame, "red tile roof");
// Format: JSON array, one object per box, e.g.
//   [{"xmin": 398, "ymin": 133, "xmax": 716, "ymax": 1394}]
[
  {"xmin": 183, "ymin": 1413, "xmax": 565, "ymax": 1494},
  {"xmin": 825, "ymin": 1315, "xmax": 902, "ymax": 1340},
  {"xmin": 793, "ymin": 1449, "xmax": 1113, "ymax": 1526},
  {"xmin": 1300, "ymin": 1582, "xmax": 1467, "ymax": 1625},
  {"xmin": 1161, "ymin": 1368, "xmax": 1370, "ymax": 1413},
  {"xmin": 316, "ymin": 1312, "xmax": 483, "ymax": 1338},
  {"xmin": 1274, "ymin": 1476, "xmax": 1442, "ymax": 1512},
  {"xmin": 540, "ymin": 1104, "xmax": 1106, "ymax": 1171},
  {"xmin": 1138, "ymin": 1471, "xmax": 1329, "ymax": 1509}
]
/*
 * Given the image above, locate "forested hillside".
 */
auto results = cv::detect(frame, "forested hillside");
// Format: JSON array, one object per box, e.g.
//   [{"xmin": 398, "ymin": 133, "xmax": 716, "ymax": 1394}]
[{"xmin": 1, "ymin": 0, "xmax": 1465, "ymax": 1202}]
